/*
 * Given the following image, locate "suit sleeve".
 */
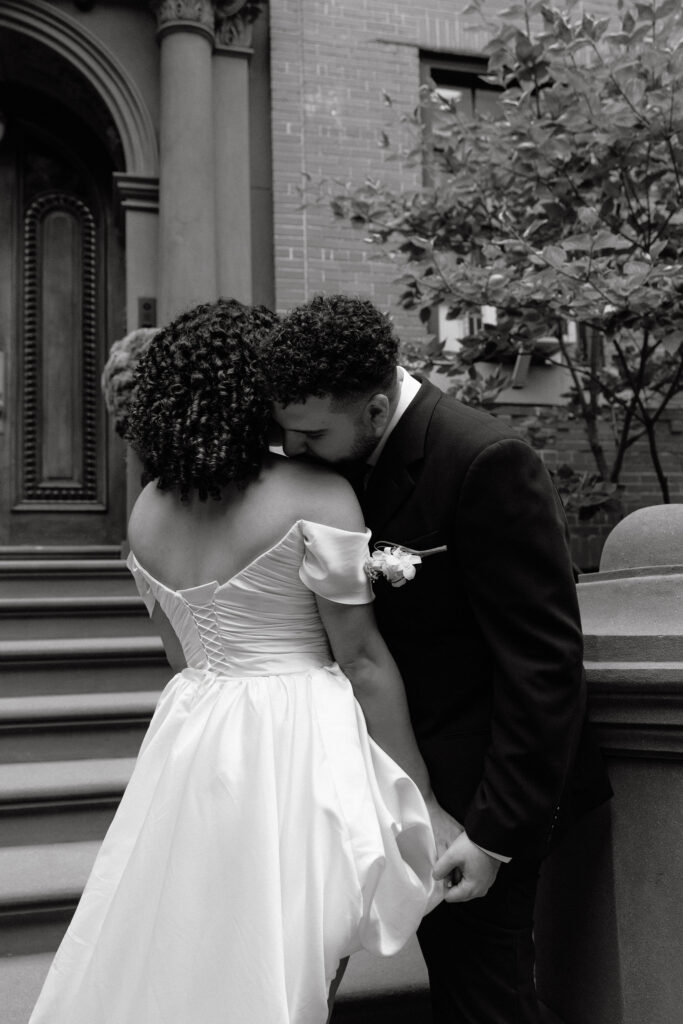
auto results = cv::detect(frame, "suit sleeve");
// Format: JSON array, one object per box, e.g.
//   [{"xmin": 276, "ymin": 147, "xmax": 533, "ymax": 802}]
[{"xmin": 455, "ymin": 438, "xmax": 585, "ymax": 858}]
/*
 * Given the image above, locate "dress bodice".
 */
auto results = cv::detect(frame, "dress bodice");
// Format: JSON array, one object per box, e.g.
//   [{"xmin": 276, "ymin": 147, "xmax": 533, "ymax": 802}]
[{"xmin": 127, "ymin": 519, "xmax": 373, "ymax": 676}]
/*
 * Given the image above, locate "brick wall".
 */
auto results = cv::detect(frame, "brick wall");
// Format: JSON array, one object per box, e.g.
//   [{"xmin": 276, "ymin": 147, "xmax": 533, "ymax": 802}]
[{"xmin": 269, "ymin": 0, "xmax": 494, "ymax": 336}]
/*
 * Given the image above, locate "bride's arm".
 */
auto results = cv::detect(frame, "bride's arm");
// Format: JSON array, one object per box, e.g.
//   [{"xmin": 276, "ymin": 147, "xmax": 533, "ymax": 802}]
[{"xmin": 316, "ymin": 595, "xmax": 461, "ymax": 848}]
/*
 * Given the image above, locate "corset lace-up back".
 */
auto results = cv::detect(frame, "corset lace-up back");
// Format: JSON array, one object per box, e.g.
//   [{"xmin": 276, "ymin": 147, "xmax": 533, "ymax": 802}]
[{"xmin": 127, "ymin": 520, "xmax": 370, "ymax": 675}]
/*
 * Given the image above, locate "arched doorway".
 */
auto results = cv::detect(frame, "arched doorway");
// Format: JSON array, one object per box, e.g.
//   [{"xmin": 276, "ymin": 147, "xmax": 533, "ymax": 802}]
[{"xmin": 0, "ymin": 31, "xmax": 126, "ymax": 547}]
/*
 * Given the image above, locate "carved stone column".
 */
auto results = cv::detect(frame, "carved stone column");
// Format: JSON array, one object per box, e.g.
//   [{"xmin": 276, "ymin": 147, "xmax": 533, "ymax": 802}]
[
  {"xmin": 151, "ymin": 0, "xmax": 218, "ymax": 322},
  {"xmin": 212, "ymin": 1, "xmax": 265, "ymax": 303},
  {"xmin": 113, "ymin": 175, "xmax": 159, "ymax": 333}
]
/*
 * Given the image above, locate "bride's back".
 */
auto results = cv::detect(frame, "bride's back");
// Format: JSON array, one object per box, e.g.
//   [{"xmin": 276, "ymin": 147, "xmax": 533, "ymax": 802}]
[{"xmin": 128, "ymin": 454, "xmax": 362, "ymax": 593}]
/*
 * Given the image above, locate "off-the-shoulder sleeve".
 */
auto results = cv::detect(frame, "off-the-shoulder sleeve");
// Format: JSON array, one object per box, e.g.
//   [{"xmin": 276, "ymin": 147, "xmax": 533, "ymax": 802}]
[
  {"xmin": 126, "ymin": 551, "xmax": 156, "ymax": 617},
  {"xmin": 299, "ymin": 520, "xmax": 374, "ymax": 605}
]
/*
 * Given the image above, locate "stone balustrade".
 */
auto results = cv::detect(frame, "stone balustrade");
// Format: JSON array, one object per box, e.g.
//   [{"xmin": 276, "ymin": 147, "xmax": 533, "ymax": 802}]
[{"xmin": 535, "ymin": 504, "xmax": 683, "ymax": 1024}]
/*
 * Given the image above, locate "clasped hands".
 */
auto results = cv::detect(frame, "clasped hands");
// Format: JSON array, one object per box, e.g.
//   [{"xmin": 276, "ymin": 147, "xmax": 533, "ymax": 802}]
[{"xmin": 426, "ymin": 799, "xmax": 501, "ymax": 903}]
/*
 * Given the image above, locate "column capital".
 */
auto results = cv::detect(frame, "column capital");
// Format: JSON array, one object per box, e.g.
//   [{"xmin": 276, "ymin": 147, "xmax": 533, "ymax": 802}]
[
  {"xmin": 214, "ymin": 0, "xmax": 266, "ymax": 50},
  {"xmin": 149, "ymin": 0, "xmax": 215, "ymax": 42},
  {"xmin": 113, "ymin": 173, "xmax": 160, "ymax": 214}
]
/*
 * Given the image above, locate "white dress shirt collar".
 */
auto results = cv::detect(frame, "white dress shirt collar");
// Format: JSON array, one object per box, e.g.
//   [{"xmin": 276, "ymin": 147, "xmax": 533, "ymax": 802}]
[{"xmin": 366, "ymin": 367, "xmax": 421, "ymax": 467}]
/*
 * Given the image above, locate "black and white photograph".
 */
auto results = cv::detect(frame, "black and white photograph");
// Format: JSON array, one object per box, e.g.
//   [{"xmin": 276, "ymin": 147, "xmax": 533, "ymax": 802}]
[{"xmin": 0, "ymin": 1, "xmax": 682, "ymax": 1022}]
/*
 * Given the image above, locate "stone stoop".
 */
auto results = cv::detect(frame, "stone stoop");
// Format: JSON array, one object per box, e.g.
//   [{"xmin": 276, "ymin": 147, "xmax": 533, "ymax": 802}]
[{"xmin": 0, "ymin": 554, "xmax": 167, "ymax": 1021}]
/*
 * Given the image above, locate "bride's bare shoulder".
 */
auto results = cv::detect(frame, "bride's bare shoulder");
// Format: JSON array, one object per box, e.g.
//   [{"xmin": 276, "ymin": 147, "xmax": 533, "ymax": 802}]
[
  {"xmin": 262, "ymin": 455, "xmax": 365, "ymax": 532},
  {"xmin": 127, "ymin": 481, "xmax": 176, "ymax": 549}
]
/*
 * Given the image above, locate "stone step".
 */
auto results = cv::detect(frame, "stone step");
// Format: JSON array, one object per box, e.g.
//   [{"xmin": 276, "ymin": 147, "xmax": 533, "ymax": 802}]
[
  {"xmin": 0, "ymin": 691, "xmax": 159, "ymax": 762},
  {"xmin": 0, "ymin": 546, "xmax": 123, "ymax": 560},
  {"xmin": 584, "ymin": 633, "xmax": 683, "ymax": 661},
  {"xmin": 0, "ymin": 636, "xmax": 169, "ymax": 696},
  {"xmin": 0, "ymin": 840, "xmax": 97, "ymax": 956},
  {"xmin": 0, "ymin": 596, "xmax": 156, "ymax": 640},
  {"xmin": 0, "ymin": 757, "xmax": 135, "ymax": 847},
  {"xmin": 0, "ymin": 560, "xmax": 137, "ymax": 599},
  {"xmin": 0, "ymin": 951, "xmax": 52, "ymax": 1024},
  {"xmin": 333, "ymin": 991, "xmax": 431, "ymax": 1023}
]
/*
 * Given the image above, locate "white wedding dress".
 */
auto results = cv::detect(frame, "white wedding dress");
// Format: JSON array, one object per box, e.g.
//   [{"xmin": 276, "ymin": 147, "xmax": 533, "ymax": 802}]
[{"xmin": 29, "ymin": 520, "xmax": 440, "ymax": 1024}]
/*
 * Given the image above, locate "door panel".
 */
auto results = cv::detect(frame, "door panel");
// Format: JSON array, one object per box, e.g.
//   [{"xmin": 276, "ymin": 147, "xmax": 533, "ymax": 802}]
[
  {"xmin": 21, "ymin": 192, "xmax": 101, "ymax": 508},
  {"xmin": 42, "ymin": 206, "xmax": 84, "ymax": 485}
]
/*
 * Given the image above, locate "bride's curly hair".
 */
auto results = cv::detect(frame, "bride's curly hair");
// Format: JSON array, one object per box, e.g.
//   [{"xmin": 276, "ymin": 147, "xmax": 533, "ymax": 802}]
[{"xmin": 126, "ymin": 298, "xmax": 278, "ymax": 501}]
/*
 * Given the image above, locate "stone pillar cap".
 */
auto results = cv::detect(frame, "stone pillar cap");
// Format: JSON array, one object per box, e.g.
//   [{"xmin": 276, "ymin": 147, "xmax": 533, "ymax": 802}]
[{"xmin": 599, "ymin": 503, "xmax": 683, "ymax": 572}]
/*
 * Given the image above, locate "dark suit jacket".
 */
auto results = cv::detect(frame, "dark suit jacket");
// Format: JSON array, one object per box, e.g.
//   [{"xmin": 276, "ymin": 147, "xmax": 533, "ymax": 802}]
[{"xmin": 361, "ymin": 379, "xmax": 611, "ymax": 860}]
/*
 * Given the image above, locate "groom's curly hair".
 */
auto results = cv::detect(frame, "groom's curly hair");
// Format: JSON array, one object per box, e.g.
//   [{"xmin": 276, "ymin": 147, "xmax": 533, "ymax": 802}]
[
  {"xmin": 126, "ymin": 298, "xmax": 278, "ymax": 501},
  {"xmin": 264, "ymin": 294, "xmax": 399, "ymax": 406}
]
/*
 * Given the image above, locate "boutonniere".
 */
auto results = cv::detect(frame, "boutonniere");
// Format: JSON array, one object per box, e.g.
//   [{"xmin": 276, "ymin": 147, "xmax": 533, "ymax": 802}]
[{"xmin": 364, "ymin": 541, "xmax": 448, "ymax": 588}]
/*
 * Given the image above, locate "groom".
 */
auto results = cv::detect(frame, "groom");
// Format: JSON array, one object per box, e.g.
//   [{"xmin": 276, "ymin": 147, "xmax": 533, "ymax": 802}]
[{"xmin": 266, "ymin": 294, "xmax": 611, "ymax": 1023}]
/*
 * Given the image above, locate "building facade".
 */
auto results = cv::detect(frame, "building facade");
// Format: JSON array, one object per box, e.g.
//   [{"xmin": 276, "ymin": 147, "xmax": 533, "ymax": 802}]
[
  {"xmin": 0, "ymin": 0, "xmax": 273, "ymax": 547},
  {"xmin": 0, "ymin": 0, "xmax": 679, "ymax": 554}
]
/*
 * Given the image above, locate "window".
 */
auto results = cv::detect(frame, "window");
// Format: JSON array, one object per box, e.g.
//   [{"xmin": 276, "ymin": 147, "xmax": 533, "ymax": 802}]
[
  {"xmin": 420, "ymin": 53, "xmax": 502, "ymax": 118},
  {"xmin": 420, "ymin": 54, "xmax": 506, "ymax": 365}
]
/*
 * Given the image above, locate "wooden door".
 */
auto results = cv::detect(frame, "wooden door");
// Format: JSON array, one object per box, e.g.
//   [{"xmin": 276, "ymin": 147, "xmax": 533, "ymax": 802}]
[{"xmin": 0, "ymin": 94, "xmax": 126, "ymax": 547}]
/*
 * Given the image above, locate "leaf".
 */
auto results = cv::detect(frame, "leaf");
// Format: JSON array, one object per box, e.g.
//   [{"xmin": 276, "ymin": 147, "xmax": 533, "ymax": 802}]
[
  {"xmin": 593, "ymin": 17, "xmax": 611, "ymax": 39},
  {"xmin": 563, "ymin": 234, "xmax": 594, "ymax": 252},
  {"xmin": 655, "ymin": 0, "xmax": 679, "ymax": 18},
  {"xmin": 604, "ymin": 32, "xmax": 631, "ymax": 46},
  {"xmin": 577, "ymin": 207, "xmax": 600, "ymax": 229},
  {"xmin": 634, "ymin": 2, "xmax": 654, "ymax": 19},
  {"xmin": 661, "ymin": 329, "xmax": 683, "ymax": 354},
  {"xmin": 542, "ymin": 245, "xmax": 566, "ymax": 267},
  {"xmin": 622, "ymin": 11, "xmax": 636, "ymax": 32},
  {"xmin": 622, "ymin": 78, "xmax": 647, "ymax": 106},
  {"xmin": 623, "ymin": 260, "xmax": 652, "ymax": 274},
  {"xmin": 592, "ymin": 231, "xmax": 634, "ymax": 252},
  {"xmin": 515, "ymin": 34, "xmax": 535, "ymax": 61}
]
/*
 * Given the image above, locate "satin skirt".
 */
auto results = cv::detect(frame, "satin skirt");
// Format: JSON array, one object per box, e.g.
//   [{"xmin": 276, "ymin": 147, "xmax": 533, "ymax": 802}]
[{"xmin": 29, "ymin": 663, "xmax": 441, "ymax": 1024}]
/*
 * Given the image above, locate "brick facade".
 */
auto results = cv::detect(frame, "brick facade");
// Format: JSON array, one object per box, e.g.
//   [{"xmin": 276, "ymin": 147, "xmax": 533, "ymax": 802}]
[
  {"xmin": 269, "ymin": 0, "xmax": 682, "ymax": 562},
  {"xmin": 269, "ymin": 0, "xmax": 494, "ymax": 335}
]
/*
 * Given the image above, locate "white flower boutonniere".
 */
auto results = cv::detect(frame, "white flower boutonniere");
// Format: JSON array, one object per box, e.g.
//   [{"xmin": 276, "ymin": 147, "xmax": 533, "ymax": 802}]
[
  {"xmin": 364, "ymin": 540, "xmax": 448, "ymax": 588},
  {"xmin": 364, "ymin": 546, "xmax": 421, "ymax": 588}
]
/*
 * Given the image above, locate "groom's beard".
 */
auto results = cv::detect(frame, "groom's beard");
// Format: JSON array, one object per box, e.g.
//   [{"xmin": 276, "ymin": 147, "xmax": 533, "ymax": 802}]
[
  {"xmin": 340, "ymin": 422, "xmax": 379, "ymax": 467},
  {"xmin": 296, "ymin": 427, "xmax": 377, "ymax": 472}
]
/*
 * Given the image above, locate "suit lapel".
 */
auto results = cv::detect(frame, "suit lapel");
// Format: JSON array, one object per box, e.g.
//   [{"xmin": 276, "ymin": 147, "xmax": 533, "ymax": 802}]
[{"xmin": 362, "ymin": 379, "xmax": 442, "ymax": 535}]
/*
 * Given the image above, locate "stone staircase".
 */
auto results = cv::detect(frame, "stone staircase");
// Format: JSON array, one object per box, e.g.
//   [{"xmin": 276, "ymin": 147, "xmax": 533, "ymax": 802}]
[
  {"xmin": 0, "ymin": 548, "xmax": 168, "ymax": 1023},
  {"xmin": 0, "ymin": 547, "xmax": 432, "ymax": 1023}
]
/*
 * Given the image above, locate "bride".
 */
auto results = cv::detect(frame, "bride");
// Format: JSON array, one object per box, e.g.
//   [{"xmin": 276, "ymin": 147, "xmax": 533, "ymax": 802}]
[{"xmin": 29, "ymin": 297, "xmax": 459, "ymax": 1024}]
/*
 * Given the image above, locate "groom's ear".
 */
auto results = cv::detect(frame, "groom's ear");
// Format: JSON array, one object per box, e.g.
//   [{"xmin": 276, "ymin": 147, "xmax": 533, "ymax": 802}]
[{"xmin": 364, "ymin": 393, "xmax": 391, "ymax": 436}]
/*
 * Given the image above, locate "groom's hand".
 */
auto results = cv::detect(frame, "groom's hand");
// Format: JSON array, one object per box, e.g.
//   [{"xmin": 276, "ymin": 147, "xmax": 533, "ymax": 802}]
[
  {"xmin": 433, "ymin": 831, "xmax": 501, "ymax": 903},
  {"xmin": 424, "ymin": 797, "xmax": 464, "ymax": 862}
]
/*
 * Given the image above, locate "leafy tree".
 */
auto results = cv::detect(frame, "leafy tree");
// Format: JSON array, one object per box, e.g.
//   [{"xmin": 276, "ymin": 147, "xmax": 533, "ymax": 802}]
[{"xmin": 329, "ymin": 0, "xmax": 683, "ymax": 511}]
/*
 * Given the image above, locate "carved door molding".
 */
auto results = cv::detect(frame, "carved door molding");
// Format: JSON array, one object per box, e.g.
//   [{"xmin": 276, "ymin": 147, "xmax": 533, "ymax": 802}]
[{"xmin": 19, "ymin": 190, "xmax": 103, "ymax": 509}]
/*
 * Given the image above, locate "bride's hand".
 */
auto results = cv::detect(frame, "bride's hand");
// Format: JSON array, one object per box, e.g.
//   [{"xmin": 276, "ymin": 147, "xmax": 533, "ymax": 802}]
[{"xmin": 424, "ymin": 796, "xmax": 464, "ymax": 862}]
